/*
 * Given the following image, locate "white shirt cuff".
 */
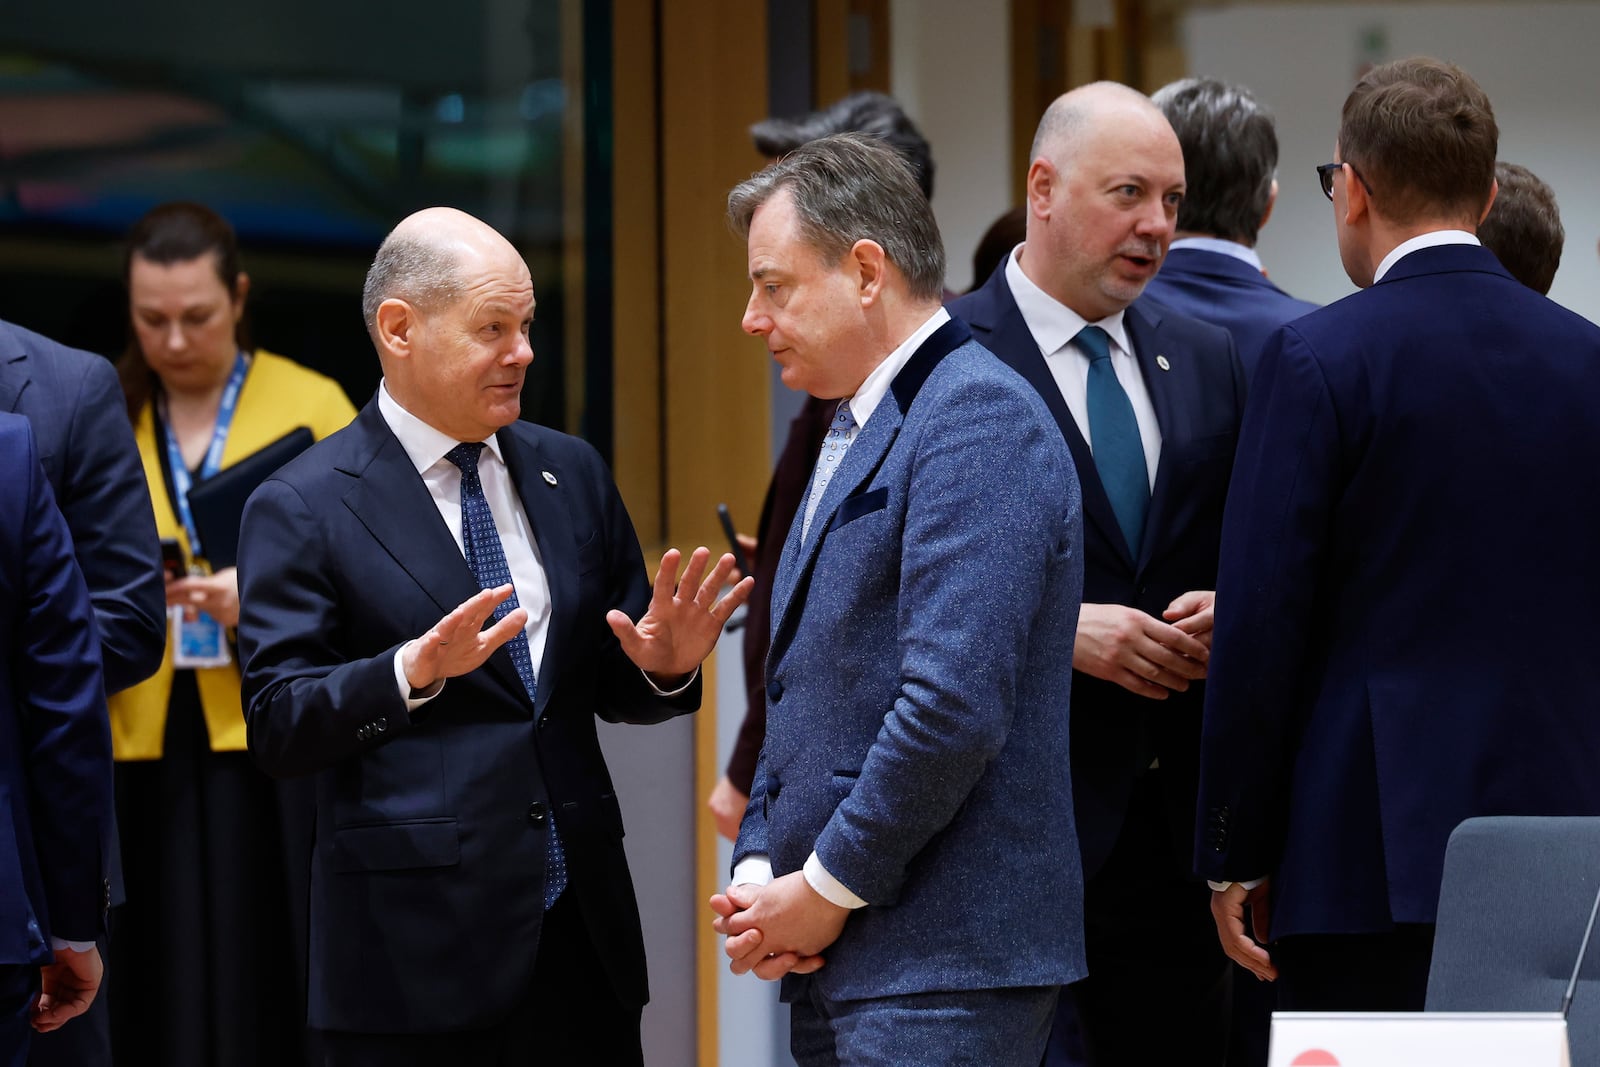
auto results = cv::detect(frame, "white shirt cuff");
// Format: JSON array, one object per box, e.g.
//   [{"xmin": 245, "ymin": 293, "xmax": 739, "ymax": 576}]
[
  {"xmin": 643, "ymin": 665, "xmax": 698, "ymax": 697},
  {"xmin": 49, "ymin": 937, "xmax": 96, "ymax": 953},
  {"xmin": 803, "ymin": 852, "xmax": 868, "ymax": 909},
  {"xmin": 731, "ymin": 855, "xmax": 773, "ymax": 887},
  {"xmin": 1207, "ymin": 876, "xmax": 1267, "ymax": 892},
  {"xmin": 394, "ymin": 645, "xmax": 444, "ymax": 710}
]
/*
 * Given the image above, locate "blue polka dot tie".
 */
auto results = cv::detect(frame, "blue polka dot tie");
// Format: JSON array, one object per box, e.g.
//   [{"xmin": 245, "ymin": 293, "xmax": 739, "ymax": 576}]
[
  {"xmin": 444, "ymin": 442, "xmax": 567, "ymax": 908},
  {"xmin": 1077, "ymin": 326, "xmax": 1149, "ymax": 558},
  {"xmin": 801, "ymin": 400, "xmax": 859, "ymax": 542}
]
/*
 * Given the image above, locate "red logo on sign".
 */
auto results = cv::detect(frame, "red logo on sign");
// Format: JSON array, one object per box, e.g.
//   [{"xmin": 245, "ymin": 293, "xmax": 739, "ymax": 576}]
[{"xmin": 1290, "ymin": 1052, "xmax": 1340, "ymax": 1066}]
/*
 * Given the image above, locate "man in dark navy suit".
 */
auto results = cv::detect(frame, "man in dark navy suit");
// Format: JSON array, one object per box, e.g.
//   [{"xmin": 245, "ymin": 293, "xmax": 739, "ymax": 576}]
[
  {"xmin": 0, "ymin": 319, "xmax": 165, "ymax": 1067},
  {"xmin": 1142, "ymin": 78, "xmax": 1318, "ymax": 378},
  {"xmin": 237, "ymin": 207, "xmax": 748, "ymax": 1065},
  {"xmin": 949, "ymin": 82, "xmax": 1245, "ymax": 1066},
  {"xmin": 0, "ymin": 413, "xmax": 115, "ymax": 1066},
  {"xmin": 1197, "ymin": 56, "xmax": 1600, "ymax": 1012}
]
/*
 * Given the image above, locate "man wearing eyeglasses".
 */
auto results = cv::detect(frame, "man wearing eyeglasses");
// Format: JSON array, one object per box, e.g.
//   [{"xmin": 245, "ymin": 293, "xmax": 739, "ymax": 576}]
[{"xmin": 1197, "ymin": 56, "xmax": 1600, "ymax": 1011}]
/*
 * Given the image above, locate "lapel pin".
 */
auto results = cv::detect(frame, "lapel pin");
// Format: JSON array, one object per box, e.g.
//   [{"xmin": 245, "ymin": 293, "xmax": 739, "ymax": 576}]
[
  {"xmin": 1156, "ymin": 355, "xmax": 1171, "ymax": 371},
  {"xmin": 542, "ymin": 470, "xmax": 558, "ymax": 486}
]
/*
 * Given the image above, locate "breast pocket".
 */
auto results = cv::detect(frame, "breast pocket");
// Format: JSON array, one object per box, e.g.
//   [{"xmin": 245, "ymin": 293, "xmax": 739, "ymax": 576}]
[{"xmin": 827, "ymin": 487, "xmax": 889, "ymax": 533}]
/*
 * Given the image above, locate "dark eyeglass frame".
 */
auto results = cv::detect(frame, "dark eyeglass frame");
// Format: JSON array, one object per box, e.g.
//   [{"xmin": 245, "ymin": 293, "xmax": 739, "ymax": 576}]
[{"xmin": 1316, "ymin": 160, "xmax": 1374, "ymax": 201}]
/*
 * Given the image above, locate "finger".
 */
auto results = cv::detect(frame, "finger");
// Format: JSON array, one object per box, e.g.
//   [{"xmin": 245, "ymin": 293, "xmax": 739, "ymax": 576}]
[
  {"xmin": 1114, "ymin": 669, "xmax": 1171, "ymax": 700},
  {"xmin": 711, "ymin": 576, "xmax": 756, "ymax": 624},
  {"xmin": 723, "ymin": 928, "xmax": 764, "ymax": 961},
  {"xmin": 650, "ymin": 549, "xmax": 683, "ymax": 604},
  {"xmin": 1170, "ymin": 606, "xmax": 1215, "ymax": 635},
  {"xmin": 475, "ymin": 607, "xmax": 529, "ymax": 654},
  {"xmin": 753, "ymin": 953, "xmax": 804, "ymax": 981},
  {"xmin": 695, "ymin": 552, "xmax": 739, "ymax": 604},
  {"xmin": 708, "ymin": 893, "xmax": 738, "ymax": 919},
  {"xmin": 786, "ymin": 954, "xmax": 826, "ymax": 975},
  {"xmin": 1227, "ymin": 936, "xmax": 1278, "ymax": 981},
  {"xmin": 675, "ymin": 547, "xmax": 712, "ymax": 602},
  {"xmin": 605, "ymin": 609, "xmax": 645, "ymax": 658},
  {"xmin": 1250, "ymin": 898, "xmax": 1272, "ymax": 944},
  {"xmin": 1145, "ymin": 621, "xmax": 1212, "ymax": 664},
  {"xmin": 725, "ymin": 883, "xmax": 761, "ymax": 909},
  {"xmin": 1137, "ymin": 641, "xmax": 1208, "ymax": 681},
  {"xmin": 735, "ymin": 533, "xmax": 758, "ymax": 555}
]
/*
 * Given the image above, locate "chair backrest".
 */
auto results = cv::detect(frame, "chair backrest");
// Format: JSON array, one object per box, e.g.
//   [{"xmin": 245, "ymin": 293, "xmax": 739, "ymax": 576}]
[{"xmin": 1427, "ymin": 816, "xmax": 1600, "ymax": 1064}]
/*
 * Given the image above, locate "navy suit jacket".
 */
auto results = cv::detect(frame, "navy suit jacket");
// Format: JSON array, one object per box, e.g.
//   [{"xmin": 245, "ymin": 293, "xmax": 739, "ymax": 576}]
[
  {"xmin": 1196, "ymin": 244, "xmax": 1600, "ymax": 938},
  {"xmin": 1140, "ymin": 247, "xmax": 1319, "ymax": 379},
  {"xmin": 734, "ymin": 319, "xmax": 1088, "ymax": 1002},
  {"xmin": 237, "ymin": 400, "xmax": 699, "ymax": 1033},
  {"xmin": 0, "ymin": 321, "xmax": 164, "ymax": 695},
  {"xmin": 949, "ymin": 266, "xmax": 1246, "ymax": 879},
  {"xmin": 0, "ymin": 414, "xmax": 112, "ymax": 965}
]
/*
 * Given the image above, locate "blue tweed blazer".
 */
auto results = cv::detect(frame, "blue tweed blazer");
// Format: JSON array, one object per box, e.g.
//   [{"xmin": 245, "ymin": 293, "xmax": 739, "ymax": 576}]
[{"xmin": 734, "ymin": 317, "xmax": 1088, "ymax": 1001}]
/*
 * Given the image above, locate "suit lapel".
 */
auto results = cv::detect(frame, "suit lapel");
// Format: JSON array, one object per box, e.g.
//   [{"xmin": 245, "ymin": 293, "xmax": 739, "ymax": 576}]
[
  {"xmin": 338, "ymin": 404, "xmax": 529, "ymax": 709},
  {"xmin": 769, "ymin": 318, "xmax": 964, "ymax": 664},
  {"xmin": 974, "ymin": 273, "xmax": 1132, "ymax": 570},
  {"xmin": 0, "ymin": 337, "xmax": 28, "ymax": 413},
  {"xmin": 1125, "ymin": 300, "xmax": 1190, "ymax": 575},
  {"xmin": 498, "ymin": 424, "xmax": 572, "ymax": 716}
]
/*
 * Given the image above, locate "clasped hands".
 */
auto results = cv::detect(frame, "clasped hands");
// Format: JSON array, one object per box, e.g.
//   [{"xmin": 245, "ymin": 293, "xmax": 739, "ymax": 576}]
[
  {"xmin": 401, "ymin": 547, "xmax": 752, "ymax": 691},
  {"xmin": 1074, "ymin": 590, "xmax": 1214, "ymax": 699},
  {"xmin": 709, "ymin": 871, "xmax": 849, "ymax": 981}
]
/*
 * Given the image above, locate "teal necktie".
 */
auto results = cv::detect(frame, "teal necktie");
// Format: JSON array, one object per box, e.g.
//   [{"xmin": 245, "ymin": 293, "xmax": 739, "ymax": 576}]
[{"xmin": 1077, "ymin": 326, "xmax": 1149, "ymax": 557}]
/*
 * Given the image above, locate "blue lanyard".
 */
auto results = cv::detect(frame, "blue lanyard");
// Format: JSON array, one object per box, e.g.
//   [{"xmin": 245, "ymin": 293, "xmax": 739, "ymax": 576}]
[{"xmin": 160, "ymin": 350, "xmax": 250, "ymax": 560}]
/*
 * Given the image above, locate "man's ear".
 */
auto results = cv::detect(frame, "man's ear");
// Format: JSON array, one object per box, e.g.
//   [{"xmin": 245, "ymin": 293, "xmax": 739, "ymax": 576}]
[
  {"xmin": 375, "ymin": 298, "xmax": 417, "ymax": 358},
  {"xmin": 1258, "ymin": 179, "xmax": 1279, "ymax": 233},
  {"xmin": 1341, "ymin": 164, "xmax": 1369, "ymax": 228},
  {"xmin": 1026, "ymin": 158, "xmax": 1056, "ymax": 221},
  {"xmin": 1477, "ymin": 178, "xmax": 1500, "ymax": 226},
  {"xmin": 851, "ymin": 239, "xmax": 888, "ymax": 306}
]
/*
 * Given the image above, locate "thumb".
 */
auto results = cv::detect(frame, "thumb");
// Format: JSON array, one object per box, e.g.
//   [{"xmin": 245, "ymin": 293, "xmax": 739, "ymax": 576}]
[{"xmin": 606, "ymin": 610, "xmax": 644, "ymax": 656}]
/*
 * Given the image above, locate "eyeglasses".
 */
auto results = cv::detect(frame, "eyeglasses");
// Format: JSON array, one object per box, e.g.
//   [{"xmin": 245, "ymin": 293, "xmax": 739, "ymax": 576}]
[{"xmin": 1316, "ymin": 160, "xmax": 1374, "ymax": 201}]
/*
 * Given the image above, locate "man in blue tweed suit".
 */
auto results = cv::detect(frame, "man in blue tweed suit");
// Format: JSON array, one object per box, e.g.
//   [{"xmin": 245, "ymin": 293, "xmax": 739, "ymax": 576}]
[{"xmin": 709, "ymin": 133, "xmax": 1087, "ymax": 1066}]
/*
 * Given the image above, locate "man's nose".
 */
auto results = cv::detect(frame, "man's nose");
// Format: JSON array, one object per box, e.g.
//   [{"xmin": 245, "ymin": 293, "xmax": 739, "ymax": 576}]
[{"xmin": 742, "ymin": 296, "xmax": 769, "ymax": 336}]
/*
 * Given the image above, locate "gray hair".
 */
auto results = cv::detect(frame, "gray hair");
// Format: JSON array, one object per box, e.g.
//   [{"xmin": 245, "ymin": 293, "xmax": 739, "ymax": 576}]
[
  {"xmin": 1152, "ymin": 77, "xmax": 1278, "ymax": 245},
  {"xmin": 727, "ymin": 132, "xmax": 946, "ymax": 303},
  {"xmin": 361, "ymin": 233, "xmax": 465, "ymax": 330}
]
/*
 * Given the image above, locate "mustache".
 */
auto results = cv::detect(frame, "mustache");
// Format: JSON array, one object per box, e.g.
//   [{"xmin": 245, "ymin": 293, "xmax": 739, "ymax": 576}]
[{"xmin": 1117, "ymin": 241, "xmax": 1162, "ymax": 260}]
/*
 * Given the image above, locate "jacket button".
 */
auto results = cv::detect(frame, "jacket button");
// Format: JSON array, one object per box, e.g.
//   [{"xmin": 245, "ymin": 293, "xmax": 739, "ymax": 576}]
[
  {"xmin": 766, "ymin": 678, "xmax": 783, "ymax": 702},
  {"xmin": 527, "ymin": 802, "xmax": 548, "ymax": 824},
  {"xmin": 376, "ymin": 718, "xmax": 388, "ymax": 733}
]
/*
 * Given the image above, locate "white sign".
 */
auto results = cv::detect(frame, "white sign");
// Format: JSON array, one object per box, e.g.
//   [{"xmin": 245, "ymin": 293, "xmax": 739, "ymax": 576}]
[{"xmin": 1268, "ymin": 1012, "xmax": 1569, "ymax": 1067}]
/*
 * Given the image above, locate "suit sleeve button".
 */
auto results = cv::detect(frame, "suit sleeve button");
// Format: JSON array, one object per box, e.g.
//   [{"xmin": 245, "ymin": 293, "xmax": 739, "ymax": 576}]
[{"xmin": 376, "ymin": 718, "xmax": 388, "ymax": 733}]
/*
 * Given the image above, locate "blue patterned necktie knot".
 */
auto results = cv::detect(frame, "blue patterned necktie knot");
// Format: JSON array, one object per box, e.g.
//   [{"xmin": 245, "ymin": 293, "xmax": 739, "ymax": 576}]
[
  {"xmin": 1076, "ymin": 326, "xmax": 1150, "ymax": 558},
  {"xmin": 801, "ymin": 400, "xmax": 859, "ymax": 542},
  {"xmin": 443, "ymin": 441, "xmax": 567, "ymax": 908}
]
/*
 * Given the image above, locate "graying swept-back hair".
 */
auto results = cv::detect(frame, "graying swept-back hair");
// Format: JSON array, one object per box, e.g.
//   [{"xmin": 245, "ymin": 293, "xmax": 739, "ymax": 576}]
[
  {"xmin": 361, "ymin": 232, "xmax": 465, "ymax": 330},
  {"xmin": 727, "ymin": 132, "xmax": 946, "ymax": 302},
  {"xmin": 1153, "ymin": 77, "xmax": 1279, "ymax": 245}
]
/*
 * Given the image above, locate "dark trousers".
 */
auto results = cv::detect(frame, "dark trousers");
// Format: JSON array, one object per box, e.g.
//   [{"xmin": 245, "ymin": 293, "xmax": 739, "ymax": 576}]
[
  {"xmin": 320, "ymin": 890, "xmax": 642, "ymax": 1067},
  {"xmin": 1275, "ymin": 925, "xmax": 1437, "ymax": 1012},
  {"xmin": 1049, "ymin": 769, "xmax": 1231, "ymax": 1067},
  {"xmin": 0, "ymin": 965, "xmax": 37, "ymax": 1067}
]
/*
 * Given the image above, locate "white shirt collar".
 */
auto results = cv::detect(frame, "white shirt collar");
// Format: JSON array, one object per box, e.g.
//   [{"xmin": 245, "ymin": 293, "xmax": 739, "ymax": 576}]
[
  {"xmin": 1006, "ymin": 244, "xmax": 1131, "ymax": 357},
  {"xmin": 1169, "ymin": 236, "xmax": 1263, "ymax": 272},
  {"xmin": 1373, "ymin": 229, "xmax": 1480, "ymax": 283},
  {"xmin": 846, "ymin": 306, "xmax": 951, "ymax": 429},
  {"xmin": 377, "ymin": 380, "xmax": 506, "ymax": 474}
]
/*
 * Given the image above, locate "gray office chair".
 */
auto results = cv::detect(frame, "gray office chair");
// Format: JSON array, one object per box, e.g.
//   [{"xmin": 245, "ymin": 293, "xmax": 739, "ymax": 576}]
[{"xmin": 1427, "ymin": 816, "xmax": 1600, "ymax": 1066}]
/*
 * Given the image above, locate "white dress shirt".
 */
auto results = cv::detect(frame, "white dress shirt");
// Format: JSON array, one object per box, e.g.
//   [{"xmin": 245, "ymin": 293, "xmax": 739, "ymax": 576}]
[
  {"xmin": 1373, "ymin": 229, "xmax": 1480, "ymax": 283},
  {"xmin": 732, "ymin": 306, "xmax": 952, "ymax": 910},
  {"xmin": 1006, "ymin": 246, "xmax": 1162, "ymax": 485},
  {"xmin": 378, "ymin": 383, "xmax": 552, "ymax": 707}
]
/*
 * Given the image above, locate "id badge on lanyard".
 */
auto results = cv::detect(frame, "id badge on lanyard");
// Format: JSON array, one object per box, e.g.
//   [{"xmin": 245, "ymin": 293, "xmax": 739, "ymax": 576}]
[{"xmin": 163, "ymin": 351, "xmax": 249, "ymax": 669}]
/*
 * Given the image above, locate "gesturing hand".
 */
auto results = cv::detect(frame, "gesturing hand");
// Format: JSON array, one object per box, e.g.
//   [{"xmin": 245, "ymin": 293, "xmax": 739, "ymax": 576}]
[
  {"xmin": 607, "ymin": 548, "xmax": 754, "ymax": 683},
  {"xmin": 401, "ymin": 585, "xmax": 529, "ymax": 691}
]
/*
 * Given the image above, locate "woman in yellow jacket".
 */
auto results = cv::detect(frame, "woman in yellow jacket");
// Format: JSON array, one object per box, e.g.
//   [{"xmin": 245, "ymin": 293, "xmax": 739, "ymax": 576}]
[{"xmin": 108, "ymin": 202, "xmax": 354, "ymax": 1067}]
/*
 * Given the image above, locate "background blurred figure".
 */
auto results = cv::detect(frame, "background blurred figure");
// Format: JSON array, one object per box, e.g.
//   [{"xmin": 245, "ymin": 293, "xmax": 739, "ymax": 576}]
[
  {"xmin": 1143, "ymin": 77, "xmax": 1318, "ymax": 377},
  {"xmin": 950, "ymin": 82, "xmax": 1244, "ymax": 1067},
  {"xmin": 1198, "ymin": 57, "xmax": 1600, "ymax": 1012},
  {"xmin": 967, "ymin": 206, "xmax": 1027, "ymax": 296},
  {"xmin": 0, "ymin": 414, "xmax": 114, "ymax": 1066},
  {"xmin": 708, "ymin": 90, "xmax": 939, "ymax": 841},
  {"xmin": 1478, "ymin": 160, "xmax": 1564, "ymax": 294},
  {"xmin": 107, "ymin": 202, "xmax": 355, "ymax": 1067},
  {"xmin": 0, "ymin": 304, "xmax": 165, "ymax": 1067}
]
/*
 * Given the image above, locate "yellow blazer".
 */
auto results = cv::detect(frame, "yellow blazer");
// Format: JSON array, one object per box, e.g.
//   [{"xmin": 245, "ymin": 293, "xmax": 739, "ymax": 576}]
[{"xmin": 109, "ymin": 350, "xmax": 357, "ymax": 761}]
